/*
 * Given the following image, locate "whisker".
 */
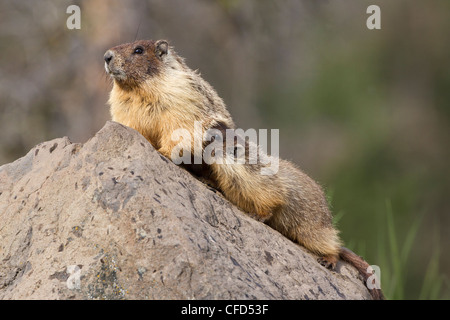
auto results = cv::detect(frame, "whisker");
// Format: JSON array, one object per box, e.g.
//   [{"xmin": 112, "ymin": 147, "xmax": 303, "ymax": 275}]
[{"xmin": 134, "ymin": 12, "xmax": 143, "ymax": 41}]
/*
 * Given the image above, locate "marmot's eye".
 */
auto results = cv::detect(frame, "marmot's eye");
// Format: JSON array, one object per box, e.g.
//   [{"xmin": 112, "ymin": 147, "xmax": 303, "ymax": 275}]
[{"xmin": 134, "ymin": 46, "xmax": 144, "ymax": 54}]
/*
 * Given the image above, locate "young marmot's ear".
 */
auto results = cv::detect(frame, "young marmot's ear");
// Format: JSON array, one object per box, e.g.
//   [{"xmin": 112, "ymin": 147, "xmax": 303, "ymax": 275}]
[{"xmin": 155, "ymin": 40, "xmax": 169, "ymax": 58}]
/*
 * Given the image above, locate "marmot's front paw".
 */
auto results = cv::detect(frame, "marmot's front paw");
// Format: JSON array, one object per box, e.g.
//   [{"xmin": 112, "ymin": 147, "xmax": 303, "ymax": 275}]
[{"xmin": 246, "ymin": 211, "xmax": 272, "ymax": 223}]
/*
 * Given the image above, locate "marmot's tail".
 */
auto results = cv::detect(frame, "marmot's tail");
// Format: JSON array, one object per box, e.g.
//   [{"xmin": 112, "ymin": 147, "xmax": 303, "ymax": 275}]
[{"xmin": 339, "ymin": 247, "xmax": 385, "ymax": 300}]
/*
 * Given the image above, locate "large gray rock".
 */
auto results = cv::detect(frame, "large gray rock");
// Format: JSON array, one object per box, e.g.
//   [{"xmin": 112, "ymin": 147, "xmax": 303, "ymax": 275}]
[{"xmin": 0, "ymin": 121, "xmax": 371, "ymax": 300}]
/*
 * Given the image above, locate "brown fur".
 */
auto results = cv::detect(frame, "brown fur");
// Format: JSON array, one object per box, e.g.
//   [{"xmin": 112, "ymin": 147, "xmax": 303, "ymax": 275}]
[
  {"xmin": 339, "ymin": 247, "xmax": 385, "ymax": 300},
  {"xmin": 104, "ymin": 39, "xmax": 383, "ymax": 299}
]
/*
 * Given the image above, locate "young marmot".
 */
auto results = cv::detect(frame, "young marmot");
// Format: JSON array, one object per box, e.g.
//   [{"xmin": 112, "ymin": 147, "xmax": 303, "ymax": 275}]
[{"xmin": 104, "ymin": 39, "xmax": 383, "ymax": 299}]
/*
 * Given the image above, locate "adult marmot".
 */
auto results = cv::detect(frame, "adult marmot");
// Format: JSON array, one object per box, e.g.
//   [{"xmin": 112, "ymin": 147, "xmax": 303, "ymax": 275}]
[{"xmin": 104, "ymin": 39, "xmax": 383, "ymax": 299}]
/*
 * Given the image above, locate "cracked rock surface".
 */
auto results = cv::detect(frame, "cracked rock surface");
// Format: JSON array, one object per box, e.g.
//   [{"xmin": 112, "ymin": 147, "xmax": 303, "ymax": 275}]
[{"xmin": 0, "ymin": 121, "xmax": 371, "ymax": 299}]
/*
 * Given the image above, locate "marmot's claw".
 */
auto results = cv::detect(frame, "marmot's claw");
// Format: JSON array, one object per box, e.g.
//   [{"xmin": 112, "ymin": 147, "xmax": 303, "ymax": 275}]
[{"xmin": 317, "ymin": 256, "xmax": 337, "ymax": 270}]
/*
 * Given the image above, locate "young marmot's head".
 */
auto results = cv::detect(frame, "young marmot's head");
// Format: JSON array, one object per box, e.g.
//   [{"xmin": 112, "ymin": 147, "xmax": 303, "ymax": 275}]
[{"xmin": 104, "ymin": 39, "xmax": 171, "ymax": 88}]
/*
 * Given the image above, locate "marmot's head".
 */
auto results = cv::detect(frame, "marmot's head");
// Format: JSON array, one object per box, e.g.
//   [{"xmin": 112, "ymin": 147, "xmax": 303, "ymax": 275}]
[{"xmin": 104, "ymin": 39, "xmax": 170, "ymax": 88}]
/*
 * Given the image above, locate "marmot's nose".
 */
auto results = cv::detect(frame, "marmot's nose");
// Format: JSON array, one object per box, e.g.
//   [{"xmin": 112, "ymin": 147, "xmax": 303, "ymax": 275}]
[{"xmin": 104, "ymin": 50, "xmax": 114, "ymax": 64}]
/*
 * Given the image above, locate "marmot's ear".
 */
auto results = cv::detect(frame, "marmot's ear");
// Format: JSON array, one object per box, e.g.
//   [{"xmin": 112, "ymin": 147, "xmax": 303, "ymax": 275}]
[{"xmin": 155, "ymin": 40, "xmax": 168, "ymax": 58}]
